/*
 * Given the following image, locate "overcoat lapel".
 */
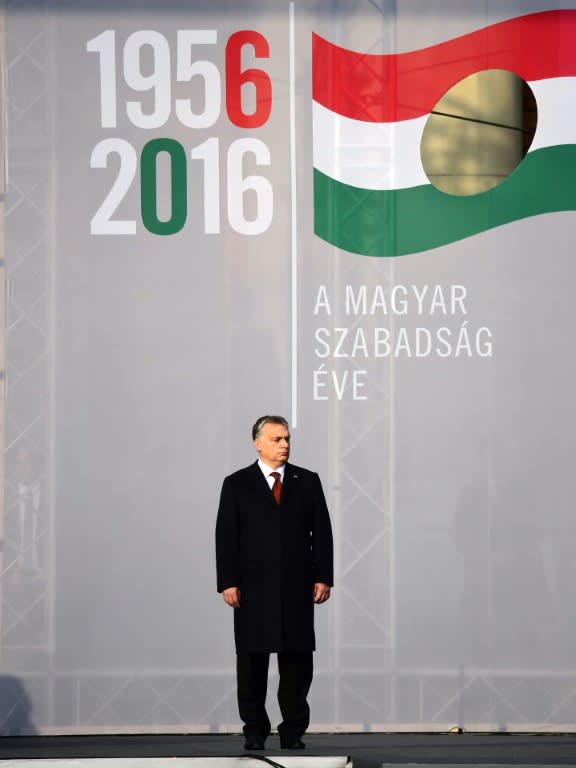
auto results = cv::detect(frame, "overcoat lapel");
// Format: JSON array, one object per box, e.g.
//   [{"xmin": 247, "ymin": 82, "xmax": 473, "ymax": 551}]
[
  {"xmin": 280, "ymin": 462, "xmax": 299, "ymax": 506},
  {"xmin": 247, "ymin": 461, "xmax": 298, "ymax": 507},
  {"xmin": 248, "ymin": 460, "xmax": 277, "ymax": 507}
]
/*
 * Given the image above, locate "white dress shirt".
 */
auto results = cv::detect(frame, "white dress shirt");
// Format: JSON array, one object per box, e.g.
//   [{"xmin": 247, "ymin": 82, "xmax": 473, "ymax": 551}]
[{"xmin": 258, "ymin": 459, "xmax": 285, "ymax": 490}]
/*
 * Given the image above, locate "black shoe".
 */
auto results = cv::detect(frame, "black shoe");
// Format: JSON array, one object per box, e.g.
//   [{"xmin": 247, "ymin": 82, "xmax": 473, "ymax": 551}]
[
  {"xmin": 280, "ymin": 738, "xmax": 305, "ymax": 749},
  {"xmin": 244, "ymin": 738, "xmax": 265, "ymax": 751}
]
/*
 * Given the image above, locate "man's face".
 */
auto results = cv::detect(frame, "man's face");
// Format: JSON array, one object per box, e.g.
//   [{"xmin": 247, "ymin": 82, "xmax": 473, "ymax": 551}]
[{"xmin": 254, "ymin": 422, "xmax": 290, "ymax": 468}]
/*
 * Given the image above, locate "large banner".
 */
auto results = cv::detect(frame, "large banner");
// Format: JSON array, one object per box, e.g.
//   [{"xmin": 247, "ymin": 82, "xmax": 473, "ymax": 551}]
[{"xmin": 3, "ymin": 0, "xmax": 576, "ymax": 733}]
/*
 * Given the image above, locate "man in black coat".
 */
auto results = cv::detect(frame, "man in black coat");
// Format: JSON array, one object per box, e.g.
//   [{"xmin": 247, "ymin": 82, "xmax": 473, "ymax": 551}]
[{"xmin": 216, "ymin": 415, "xmax": 333, "ymax": 751}]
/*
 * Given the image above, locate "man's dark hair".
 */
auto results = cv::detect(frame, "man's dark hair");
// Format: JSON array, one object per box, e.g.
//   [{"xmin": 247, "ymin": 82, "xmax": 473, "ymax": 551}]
[{"xmin": 252, "ymin": 415, "xmax": 289, "ymax": 440}]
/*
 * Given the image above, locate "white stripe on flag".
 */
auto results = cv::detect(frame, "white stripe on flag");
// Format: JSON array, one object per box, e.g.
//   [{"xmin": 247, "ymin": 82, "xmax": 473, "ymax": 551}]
[
  {"xmin": 529, "ymin": 77, "xmax": 576, "ymax": 152},
  {"xmin": 314, "ymin": 77, "xmax": 576, "ymax": 191},
  {"xmin": 312, "ymin": 101, "xmax": 428, "ymax": 191}
]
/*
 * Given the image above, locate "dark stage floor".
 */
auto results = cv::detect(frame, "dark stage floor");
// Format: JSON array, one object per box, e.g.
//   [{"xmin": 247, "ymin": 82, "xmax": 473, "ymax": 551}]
[{"xmin": 1, "ymin": 733, "xmax": 576, "ymax": 768}]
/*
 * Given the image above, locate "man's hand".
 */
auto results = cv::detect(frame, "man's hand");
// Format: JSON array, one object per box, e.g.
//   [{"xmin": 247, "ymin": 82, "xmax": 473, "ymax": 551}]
[
  {"xmin": 222, "ymin": 587, "xmax": 241, "ymax": 608},
  {"xmin": 313, "ymin": 583, "xmax": 331, "ymax": 604}
]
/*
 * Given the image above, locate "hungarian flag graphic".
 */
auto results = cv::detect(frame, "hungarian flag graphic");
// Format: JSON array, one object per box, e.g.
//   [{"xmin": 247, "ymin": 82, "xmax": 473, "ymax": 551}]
[{"xmin": 313, "ymin": 10, "xmax": 576, "ymax": 257}]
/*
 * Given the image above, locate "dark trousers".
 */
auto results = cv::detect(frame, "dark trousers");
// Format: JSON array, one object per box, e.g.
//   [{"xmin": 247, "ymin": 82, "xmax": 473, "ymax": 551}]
[{"xmin": 236, "ymin": 652, "xmax": 313, "ymax": 742}]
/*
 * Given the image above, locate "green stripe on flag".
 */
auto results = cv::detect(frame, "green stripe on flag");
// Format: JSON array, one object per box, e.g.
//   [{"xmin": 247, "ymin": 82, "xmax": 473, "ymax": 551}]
[{"xmin": 314, "ymin": 145, "xmax": 576, "ymax": 257}]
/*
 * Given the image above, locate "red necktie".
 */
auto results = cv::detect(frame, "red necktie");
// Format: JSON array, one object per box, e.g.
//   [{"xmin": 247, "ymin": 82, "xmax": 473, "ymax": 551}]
[{"xmin": 270, "ymin": 472, "xmax": 282, "ymax": 504}]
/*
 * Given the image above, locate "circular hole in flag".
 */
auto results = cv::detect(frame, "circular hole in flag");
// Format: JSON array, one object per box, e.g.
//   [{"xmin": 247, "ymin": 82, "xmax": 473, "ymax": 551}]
[{"xmin": 421, "ymin": 69, "xmax": 537, "ymax": 196}]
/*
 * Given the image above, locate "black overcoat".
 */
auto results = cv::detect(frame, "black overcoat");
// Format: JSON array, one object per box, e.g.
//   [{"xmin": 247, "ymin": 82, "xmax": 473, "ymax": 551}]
[{"xmin": 216, "ymin": 461, "xmax": 333, "ymax": 654}]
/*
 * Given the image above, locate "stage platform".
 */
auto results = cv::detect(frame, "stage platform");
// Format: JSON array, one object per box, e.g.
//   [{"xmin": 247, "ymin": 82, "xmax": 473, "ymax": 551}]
[{"xmin": 1, "ymin": 733, "xmax": 576, "ymax": 768}]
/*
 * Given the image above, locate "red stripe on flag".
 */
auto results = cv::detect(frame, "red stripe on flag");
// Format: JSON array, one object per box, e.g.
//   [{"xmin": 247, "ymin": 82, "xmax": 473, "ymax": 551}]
[{"xmin": 312, "ymin": 10, "xmax": 576, "ymax": 122}]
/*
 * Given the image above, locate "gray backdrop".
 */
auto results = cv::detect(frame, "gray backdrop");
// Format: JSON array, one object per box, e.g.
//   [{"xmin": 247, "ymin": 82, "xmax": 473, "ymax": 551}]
[{"xmin": 2, "ymin": 0, "xmax": 576, "ymax": 734}]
